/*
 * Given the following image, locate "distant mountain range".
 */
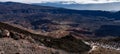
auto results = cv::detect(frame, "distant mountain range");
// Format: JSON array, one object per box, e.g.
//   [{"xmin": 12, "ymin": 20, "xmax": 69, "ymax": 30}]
[
  {"xmin": 0, "ymin": 2, "xmax": 120, "ymax": 37},
  {"xmin": 33, "ymin": 2, "xmax": 120, "ymax": 11}
]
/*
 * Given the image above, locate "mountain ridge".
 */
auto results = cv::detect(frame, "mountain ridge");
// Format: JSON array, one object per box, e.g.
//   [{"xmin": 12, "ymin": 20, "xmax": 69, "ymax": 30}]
[{"xmin": 33, "ymin": 2, "xmax": 120, "ymax": 11}]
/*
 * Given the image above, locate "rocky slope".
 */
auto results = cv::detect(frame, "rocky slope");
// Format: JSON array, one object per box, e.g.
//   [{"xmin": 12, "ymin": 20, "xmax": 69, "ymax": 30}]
[
  {"xmin": 0, "ymin": 22, "xmax": 120, "ymax": 54},
  {"xmin": 0, "ymin": 22, "xmax": 91, "ymax": 54}
]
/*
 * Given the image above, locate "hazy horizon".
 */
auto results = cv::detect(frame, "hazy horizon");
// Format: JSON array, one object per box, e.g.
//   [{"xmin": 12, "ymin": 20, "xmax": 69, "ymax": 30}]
[{"xmin": 0, "ymin": 0, "xmax": 120, "ymax": 4}]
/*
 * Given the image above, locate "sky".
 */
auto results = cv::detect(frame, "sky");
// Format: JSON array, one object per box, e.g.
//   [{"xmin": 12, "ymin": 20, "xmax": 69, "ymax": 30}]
[{"xmin": 0, "ymin": 0, "xmax": 120, "ymax": 4}]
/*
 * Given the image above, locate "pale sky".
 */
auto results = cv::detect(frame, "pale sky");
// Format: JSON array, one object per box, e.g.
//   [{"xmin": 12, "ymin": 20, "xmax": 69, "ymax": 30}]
[{"xmin": 0, "ymin": 0, "xmax": 120, "ymax": 4}]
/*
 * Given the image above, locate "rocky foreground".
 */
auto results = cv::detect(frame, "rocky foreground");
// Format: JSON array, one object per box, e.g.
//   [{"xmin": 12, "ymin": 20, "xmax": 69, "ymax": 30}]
[
  {"xmin": 0, "ymin": 22, "xmax": 120, "ymax": 54},
  {"xmin": 0, "ymin": 38, "xmax": 51, "ymax": 54},
  {"xmin": 0, "ymin": 22, "xmax": 91, "ymax": 54}
]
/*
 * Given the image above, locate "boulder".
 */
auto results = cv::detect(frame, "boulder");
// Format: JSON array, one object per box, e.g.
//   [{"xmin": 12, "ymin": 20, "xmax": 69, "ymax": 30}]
[{"xmin": 0, "ymin": 29, "xmax": 10, "ymax": 37}]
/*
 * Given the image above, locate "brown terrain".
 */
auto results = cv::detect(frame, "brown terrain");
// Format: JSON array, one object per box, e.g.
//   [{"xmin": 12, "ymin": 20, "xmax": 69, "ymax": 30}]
[
  {"xmin": 0, "ymin": 2, "xmax": 119, "ymax": 54},
  {"xmin": 0, "ymin": 20, "xmax": 120, "ymax": 54},
  {"xmin": 0, "ymin": 22, "xmax": 91, "ymax": 54}
]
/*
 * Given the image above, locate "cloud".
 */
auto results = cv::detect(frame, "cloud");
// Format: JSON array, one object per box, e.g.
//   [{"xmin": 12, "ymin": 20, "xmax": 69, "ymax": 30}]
[{"xmin": 0, "ymin": 0, "xmax": 120, "ymax": 3}]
